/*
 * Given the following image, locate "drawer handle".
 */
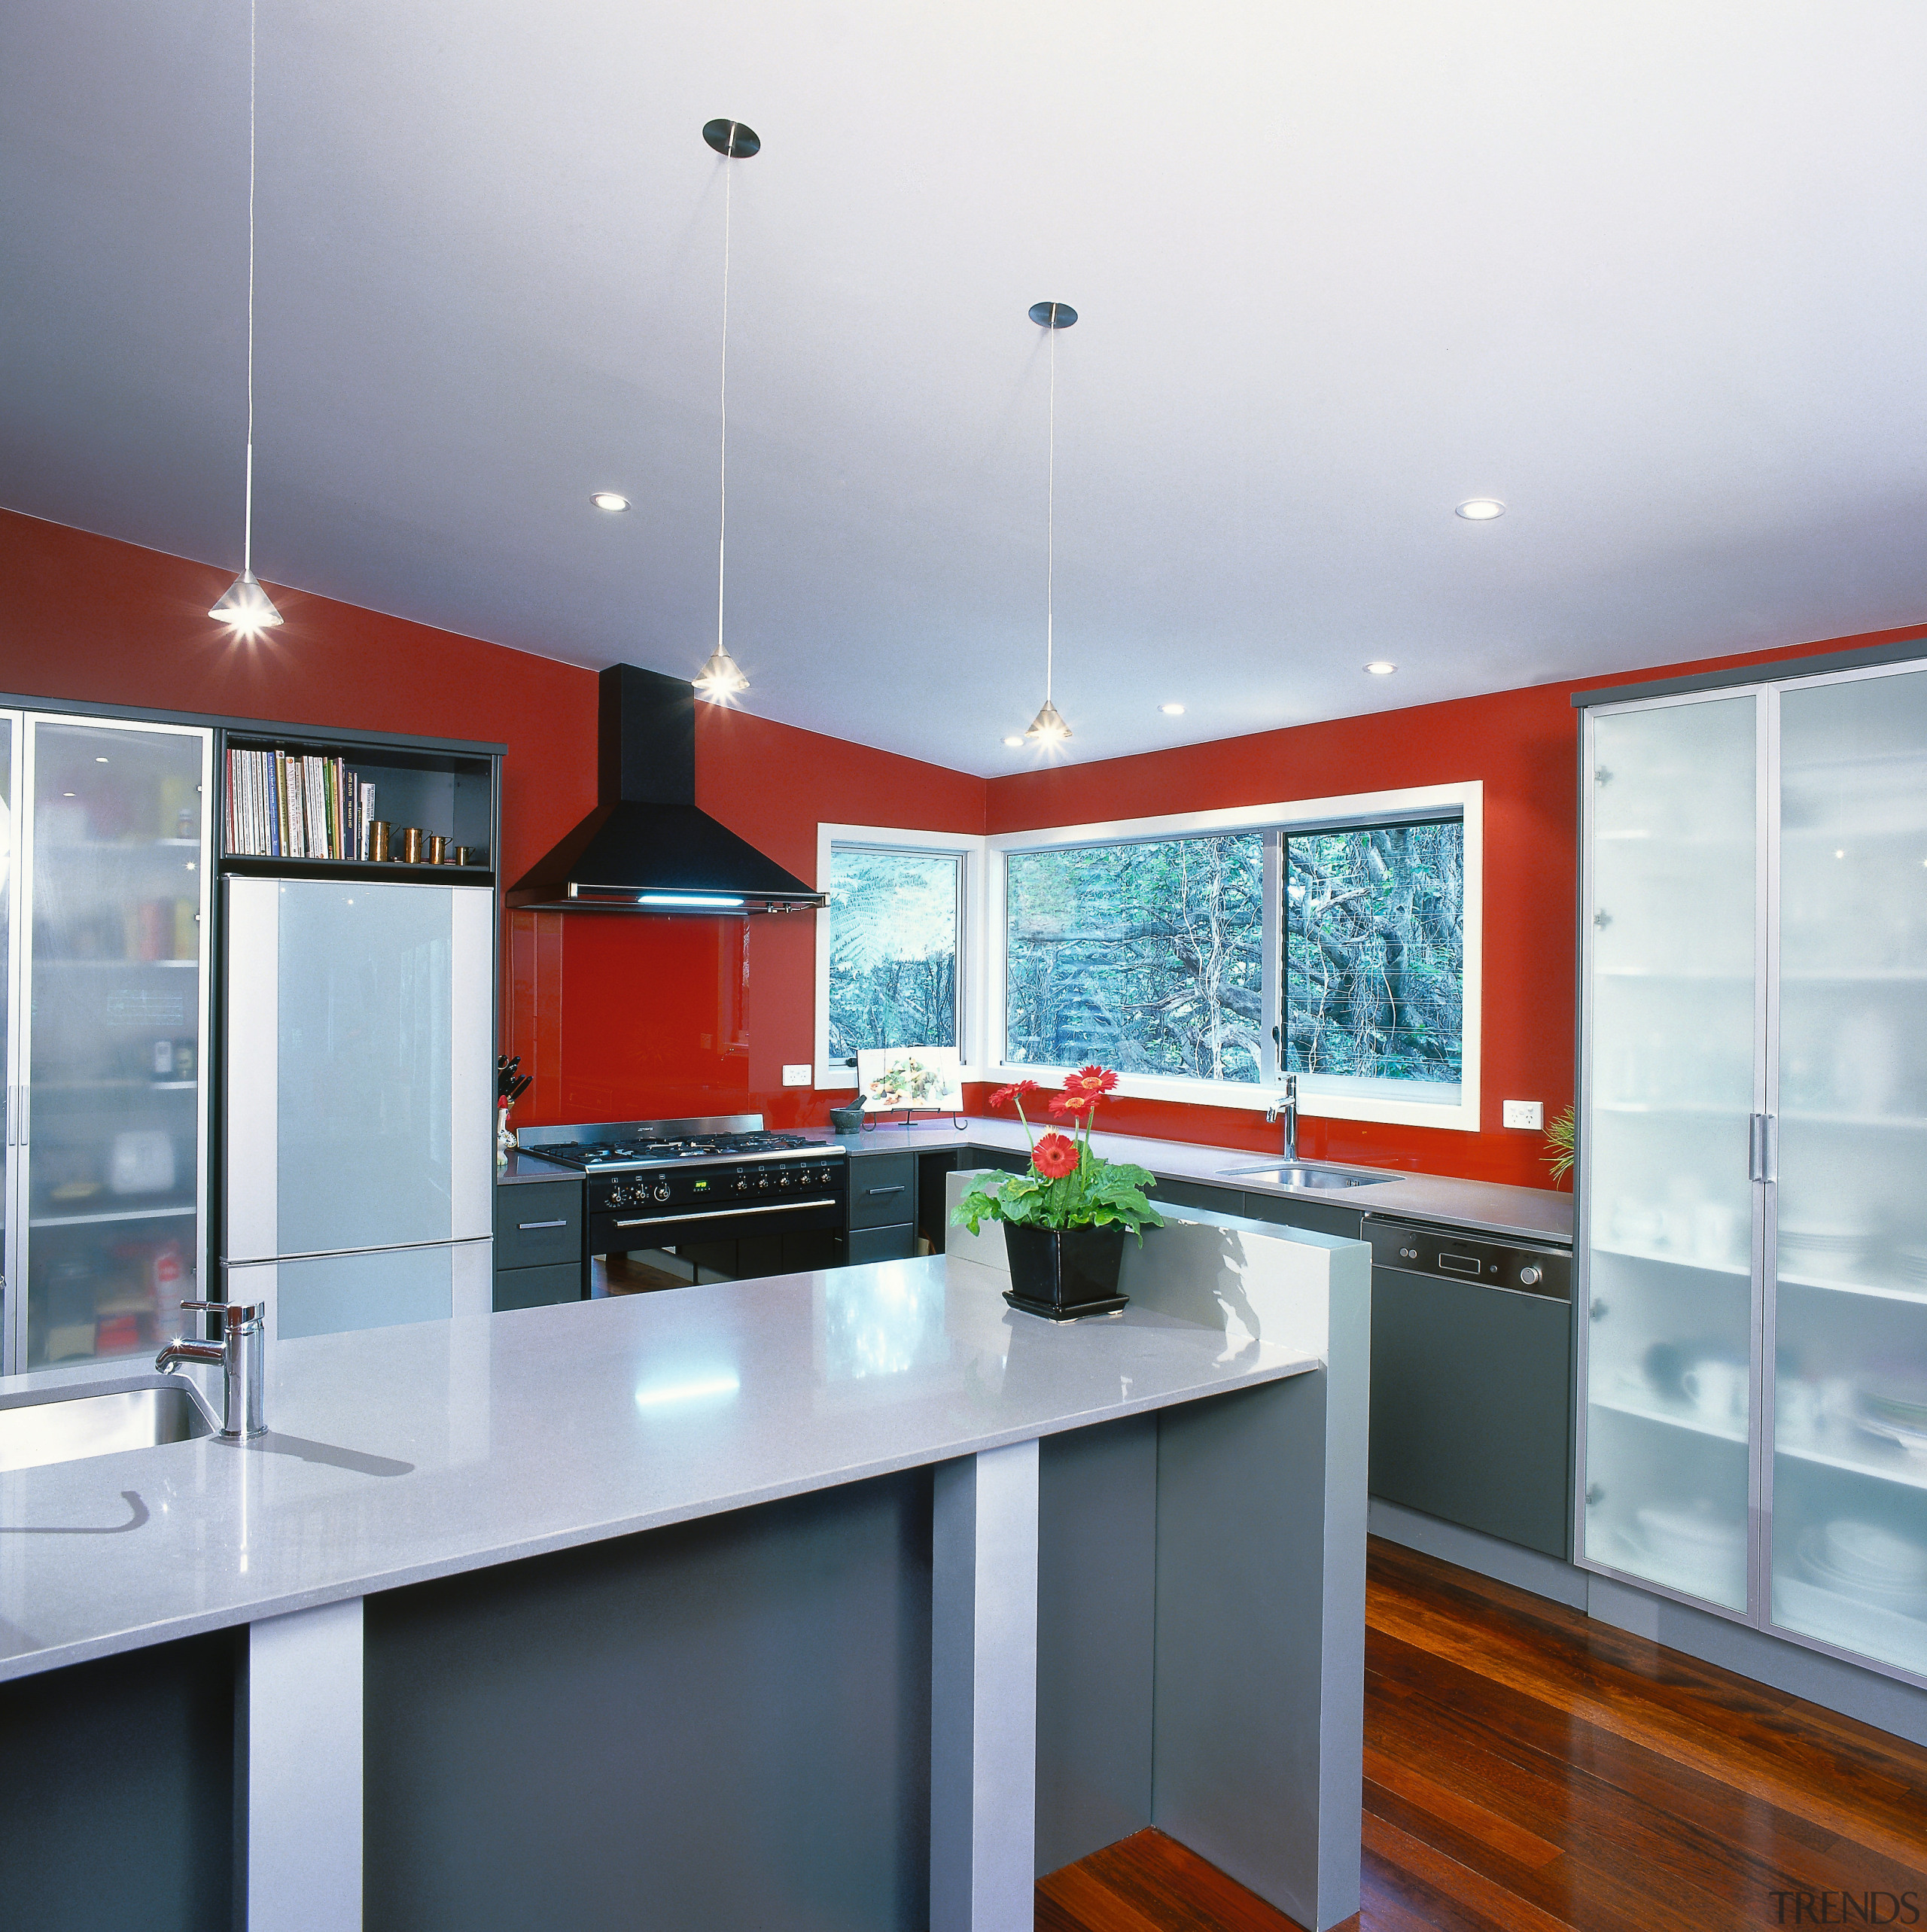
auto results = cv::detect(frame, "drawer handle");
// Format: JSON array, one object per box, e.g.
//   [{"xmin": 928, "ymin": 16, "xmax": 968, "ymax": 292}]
[
  {"xmin": 517, "ymin": 1219, "xmax": 568, "ymax": 1230},
  {"xmin": 866, "ymin": 1185, "xmax": 905, "ymax": 1197}
]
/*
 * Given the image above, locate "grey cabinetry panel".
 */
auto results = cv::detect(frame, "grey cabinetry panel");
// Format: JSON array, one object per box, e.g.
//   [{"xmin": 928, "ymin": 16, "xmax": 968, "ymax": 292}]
[
  {"xmin": 1239, "ymin": 1194, "xmax": 1365, "ymax": 1242},
  {"xmin": 848, "ymin": 1223, "xmax": 918, "ymax": 1266},
  {"xmin": 494, "ymin": 1180, "xmax": 582, "ymax": 1270},
  {"xmin": 493, "ymin": 1262, "xmax": 585, "ymax": 1313},
  {"xmin": 847, "ymin": 1153, "xmax": 916, "ymax": 1230},
  {"xmin": 1151, "ymin": 1178, "xmax": 1245, "ymax": 1216}
]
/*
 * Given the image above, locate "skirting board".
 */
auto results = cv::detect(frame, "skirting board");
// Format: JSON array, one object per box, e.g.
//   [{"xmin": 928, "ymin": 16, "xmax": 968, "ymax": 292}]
[{"xmin": 1368, "ymin": 1498, "xmax": 1927, "ymax": 1750}]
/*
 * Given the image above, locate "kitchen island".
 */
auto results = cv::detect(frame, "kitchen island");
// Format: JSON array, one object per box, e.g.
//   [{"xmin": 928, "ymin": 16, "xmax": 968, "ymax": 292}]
[{"xmin": 0, "ymin": 1206, "xmax": 1367, "ymax": 1932}]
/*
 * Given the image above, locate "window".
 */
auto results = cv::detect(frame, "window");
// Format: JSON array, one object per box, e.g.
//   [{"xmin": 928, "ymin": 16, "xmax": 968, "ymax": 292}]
[
  {"xmin": 1005, "ymin": 833, "xmax": 1267, "ymax": 1081},
  {"xmin": 823, "ymin": 844, "xmax": 963, "ymax": 1065},
  {"xmin": 1285, "ymin": 820, "xmax": 1463, "ymax": 1095},
  {"xmin": 991, "ymin": 783, "xmax": 1481, "ymax": 1129}
]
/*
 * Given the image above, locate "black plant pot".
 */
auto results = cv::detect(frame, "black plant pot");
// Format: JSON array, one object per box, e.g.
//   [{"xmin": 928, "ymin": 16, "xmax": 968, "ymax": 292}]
[{"xmin": 1001, "ymin": 1222, "xmax": 1130, "ymax": 1321}]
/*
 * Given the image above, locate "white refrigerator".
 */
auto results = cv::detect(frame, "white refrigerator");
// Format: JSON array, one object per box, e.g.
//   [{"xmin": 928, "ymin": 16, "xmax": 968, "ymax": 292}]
[{"xmin": 223, "ymin": 876, "xmax": 494, "ymax": 1340}]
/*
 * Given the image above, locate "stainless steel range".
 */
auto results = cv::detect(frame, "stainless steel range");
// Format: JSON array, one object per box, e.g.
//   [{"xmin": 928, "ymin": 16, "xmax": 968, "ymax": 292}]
[{"xmin": 517, "ymin": 1116, "xmax": 847, "ymax": 1278}]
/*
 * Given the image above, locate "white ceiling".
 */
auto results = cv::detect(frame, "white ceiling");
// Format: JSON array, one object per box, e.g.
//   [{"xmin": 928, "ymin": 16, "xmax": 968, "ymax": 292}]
[{"xmin": 5, "ymin": 2, "xmax": 1927, "ymax": 774}]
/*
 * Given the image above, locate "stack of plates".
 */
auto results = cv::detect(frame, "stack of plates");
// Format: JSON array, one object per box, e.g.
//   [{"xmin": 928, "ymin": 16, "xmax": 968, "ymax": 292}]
[
  {"xmin": 1895, "ymin": 1246, "xmax": 1927, "ymax": 1291},
  {"xmin": 1798, "ymin": 1520, "xmax": 1927, "ymax": 1617},
  {"xmin": 1779, "ymin": 1221, "xmax": 1869, "ymax": 1280},
  {"xmin": 1859, "ymin": 1381, "xmax": 1927, "ymax": 1460},
  {"xmin": 1634, "ymin": 1502, "xmax": 1747, "ymax": 1572}
]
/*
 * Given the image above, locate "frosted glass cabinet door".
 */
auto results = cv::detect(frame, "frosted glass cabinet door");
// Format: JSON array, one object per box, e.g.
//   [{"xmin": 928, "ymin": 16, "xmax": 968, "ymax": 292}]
[
  {"xmin": 225, "ymin": 879, "xmax": 493, "ymax": 1263},
  {"xmin": 1771, "ymin": 667, "xmax": 1927, "ymax": 1679},
  {"xmin": 1581, "ymin": 695, "xmax": 1758, "ymax": 1612},
  {"xmin": 0, "ymin": 716, "xmax": 13, "ymax": 1370},
  {"xmin": 21, "ymin": 719, "xmax": 210, "ymax": 1368}
]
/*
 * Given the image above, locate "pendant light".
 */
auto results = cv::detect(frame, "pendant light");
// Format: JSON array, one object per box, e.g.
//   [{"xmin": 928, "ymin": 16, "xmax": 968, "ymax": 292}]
[
  {"xmin": 1024, "ymin": 300, "xmax": 1077, "ymax": 744},
  {"xmin": 693, "ymin": 118, "xmax": 760, "ymax": 704},
  {"xmin": 209, "ymin": 0, "xmax": 282, "ymax": 638}
]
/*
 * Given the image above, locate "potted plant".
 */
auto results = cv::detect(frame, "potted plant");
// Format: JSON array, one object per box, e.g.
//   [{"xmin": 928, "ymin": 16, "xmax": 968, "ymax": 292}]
[{"xmin": 951, "ymin": 1066, "xmax": 1163, "ymax": 1319}]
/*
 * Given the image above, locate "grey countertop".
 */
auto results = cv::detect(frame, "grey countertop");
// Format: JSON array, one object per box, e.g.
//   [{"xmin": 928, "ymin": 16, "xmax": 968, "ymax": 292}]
[
  {"xmin": 0, "ymin": 1258, "xmax": 1316, "ymax": 1683},
  {"xmin": 817, "ymin": 1117, "xmax": 1572, "ymax": 1246},
  {"xmin": 494, "ymin": 1149, "xmax": 580, "ymax": 1186}
]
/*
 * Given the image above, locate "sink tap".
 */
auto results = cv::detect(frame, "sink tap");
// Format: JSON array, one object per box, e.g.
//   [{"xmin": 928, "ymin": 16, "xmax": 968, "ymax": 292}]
[
  {"xmin": 1265, "ymin": 1073, "xmax": 1299, "ymax": 1162},
  {"xmin": 157, "ymin": 1300, "xmax": 266, "ymax": 1440}
]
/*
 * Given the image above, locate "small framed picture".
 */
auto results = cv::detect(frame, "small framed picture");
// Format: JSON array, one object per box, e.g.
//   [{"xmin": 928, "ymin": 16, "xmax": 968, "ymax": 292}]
[{"xmin": 855, "ymin": 1045, "xmax": 964, "ymax": 1114}]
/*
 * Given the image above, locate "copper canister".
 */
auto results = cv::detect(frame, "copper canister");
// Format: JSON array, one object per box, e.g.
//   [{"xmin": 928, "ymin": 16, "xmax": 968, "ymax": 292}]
[
  {"xmin": 370, "ymin": 821, "xmax": 391, "ymax": 862},
  {"xmin": 453, "ymin": 846, "xmax": 477, "ymax": 867},
  {"xmin": 398, "ymin": 827, "xmax": 425, "ymax": 865},
  {"xmin": 427, "ymin": 834, "xmax": 447, "ymax": 866}
]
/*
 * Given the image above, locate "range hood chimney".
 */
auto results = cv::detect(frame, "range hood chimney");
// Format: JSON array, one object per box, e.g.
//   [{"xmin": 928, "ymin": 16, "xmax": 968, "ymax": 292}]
[{"xmin": 508, "ymin": 665, "xmax": 823, "ymax": 914}]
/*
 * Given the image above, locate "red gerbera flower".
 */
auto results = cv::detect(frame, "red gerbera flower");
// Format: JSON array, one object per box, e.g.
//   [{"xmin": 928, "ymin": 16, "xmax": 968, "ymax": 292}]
[
  {"xmin": 1070, "ymin": 1064, "xmax": 1120, "ymax": 1095},
  {"xmin": 1032, "ymin": 1131, "xmax": 1079, "ymax": 1179},
  {"xmin": 1049, "ymin": 1090, "xmax": 1097, "ymax": 1120},
  {"xmin": 988, "ymin": 1079, "xmax": 1042, "ymax": 1111}
]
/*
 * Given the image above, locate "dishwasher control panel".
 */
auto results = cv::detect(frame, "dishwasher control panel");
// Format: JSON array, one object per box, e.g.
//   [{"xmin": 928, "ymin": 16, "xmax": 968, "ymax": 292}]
[{"xmin": 1365, "ymin": 1217, "xmax": 1572, "ymax": 1301}]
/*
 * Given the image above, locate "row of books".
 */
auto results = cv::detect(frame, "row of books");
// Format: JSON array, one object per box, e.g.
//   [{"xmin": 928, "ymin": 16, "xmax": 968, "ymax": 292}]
[{"xmin": 224, "ymin": 749, "xmax": 376, "ymax": 861}]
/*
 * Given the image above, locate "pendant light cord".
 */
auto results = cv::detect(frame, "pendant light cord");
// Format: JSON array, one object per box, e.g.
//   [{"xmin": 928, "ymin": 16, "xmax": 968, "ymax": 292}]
[
  {"xmin": 243, "ymin": 0, "xmax": 258, "ymax": 577},
  {"xmin": 716, "ymin": 130, "xmax": 734, "ymax": 662},
  {"xmin": 1045, "ymin": 316, "xmax": 1056, "ymax": 707}
]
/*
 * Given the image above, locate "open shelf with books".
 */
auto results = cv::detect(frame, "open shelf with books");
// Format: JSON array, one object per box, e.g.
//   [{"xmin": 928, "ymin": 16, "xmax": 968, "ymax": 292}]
[{"xmin": 218, "ymin": 729, "xmax": 498, "ymax": 880}]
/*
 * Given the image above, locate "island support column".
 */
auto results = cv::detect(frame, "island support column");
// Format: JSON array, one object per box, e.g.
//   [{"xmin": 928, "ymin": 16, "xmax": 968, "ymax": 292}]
[
  {"xmin": 237, "ymin": 1596, "xmax": 364, "ymax": 1931},
  {"xmin": 930, "ymin": 1438, "xmax": 1040, "ymax": 1932}
]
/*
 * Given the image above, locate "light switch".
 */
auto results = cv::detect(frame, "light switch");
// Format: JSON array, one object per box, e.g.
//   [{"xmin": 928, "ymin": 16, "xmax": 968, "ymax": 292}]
[
  {"xmin": 782, "ymin": 1064, "xmax": 812, "ymax": 1087},
  {"xmin": 1502, "ymin": 1100, "xmax": 1544, "ymax": 1130}
]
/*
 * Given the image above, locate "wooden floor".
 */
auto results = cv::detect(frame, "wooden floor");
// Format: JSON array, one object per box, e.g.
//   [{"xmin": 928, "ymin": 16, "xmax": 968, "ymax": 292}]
[{"xmin": 1038, "ymin": 1535, "xmax": 1927, "ymax": 1931}]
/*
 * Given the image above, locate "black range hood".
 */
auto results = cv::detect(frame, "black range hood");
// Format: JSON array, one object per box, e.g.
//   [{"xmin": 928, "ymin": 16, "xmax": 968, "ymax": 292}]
[{"xmin": 508, "ymin": 665, "xmax": 823, "ymax": 915}]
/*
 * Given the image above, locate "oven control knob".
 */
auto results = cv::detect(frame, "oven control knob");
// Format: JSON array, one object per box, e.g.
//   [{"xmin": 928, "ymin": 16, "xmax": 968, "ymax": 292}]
[
  {"xmin": 819, "ymin": 1169, "xmax": 832, "ymax": 1185},
  {"xmin": 757, "ymin": 1177, "xmax": 770, "ymax": 1191},
  {"xmin": 652, "ymin": 1180, "xmax": 671, "ymax": 1203},
  {"xmin": 1518, "ymin": 1264, "xmax": 1542, "ymax": 1287},
  {"xmin": 736, "ymin": 1179, "xmax": 750, "ymax": 1193}
]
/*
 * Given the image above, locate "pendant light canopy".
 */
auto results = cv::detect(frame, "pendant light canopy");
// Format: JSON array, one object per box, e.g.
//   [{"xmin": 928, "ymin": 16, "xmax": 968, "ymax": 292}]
[
  {"xmin": 1024, "ymin": 300, "xmax": 1077, "ymax": 745},
  {"xmin": 693, "ymin": 119, "xmax": 759, "ymax": 704},
  {"xmin": 211, "ymin": 0, "xmax": 281, "ymax": 638}
]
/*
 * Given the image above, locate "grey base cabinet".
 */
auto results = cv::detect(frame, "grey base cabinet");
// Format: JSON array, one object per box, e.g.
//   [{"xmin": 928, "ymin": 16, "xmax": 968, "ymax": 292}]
[
  {"xmin": 845, "ymin": 1151, "xmax": 917, "ymax": 1266},
  {"xmin": 493, "ymin": 1179, "xmax": 585, "ymax": 1311}
]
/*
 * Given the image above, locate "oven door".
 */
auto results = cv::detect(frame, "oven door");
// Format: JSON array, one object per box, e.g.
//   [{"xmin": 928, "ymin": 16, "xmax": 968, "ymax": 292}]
[{"xmin": 589, "ymin": 1196, "xmax": 845, "ymax": 1287}]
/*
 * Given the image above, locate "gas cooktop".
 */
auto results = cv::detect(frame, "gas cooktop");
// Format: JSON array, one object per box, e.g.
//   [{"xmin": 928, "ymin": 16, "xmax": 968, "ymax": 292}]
[{"xmin": 530, "ymin": 1131, "xmax": 826, "ymax": 1171}]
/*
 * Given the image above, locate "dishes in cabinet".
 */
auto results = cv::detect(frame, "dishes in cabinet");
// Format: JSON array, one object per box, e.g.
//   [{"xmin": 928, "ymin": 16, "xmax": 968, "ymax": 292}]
[
  {"xmin": 1778, "ymin": 1219, "xmax": 1871, "ymax": 1282},
  {"xmin": 1796, "ymin": 1522, "xmax": 1927, "ymax": 1616},
  {"xmin": 1857, "ymin": 1380, "xmax": 1927, "ymax": 1459},
  {"xmin": 1633, "ymin": 1500, "xmax": 1747, "ymax": 1571}
]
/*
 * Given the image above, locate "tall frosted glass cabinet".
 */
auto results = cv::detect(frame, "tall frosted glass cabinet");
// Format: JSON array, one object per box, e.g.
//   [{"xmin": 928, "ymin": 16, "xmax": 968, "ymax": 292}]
[
  {"xmin": 0, "ymin": 710, "xmax": 213, "ymax": 1372},
  {"xmin": 1578, "ymin": 647, "xmax": 1927, "ymax": 1688}
]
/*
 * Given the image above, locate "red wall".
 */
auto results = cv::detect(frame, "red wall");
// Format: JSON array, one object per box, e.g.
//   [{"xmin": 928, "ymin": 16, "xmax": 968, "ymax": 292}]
[{"xmin": 7, "ymin": 506, "xmax": 1922, "ymax": 1185}]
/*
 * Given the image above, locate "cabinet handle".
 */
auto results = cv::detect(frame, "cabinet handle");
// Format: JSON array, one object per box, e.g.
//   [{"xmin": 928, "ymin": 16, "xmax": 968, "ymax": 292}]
[
  {"xmin": 866, "ymin": 1185, "xmax": 905, "ymax": 1197},
  {"xmin": 1748, "ymin": 1112, "xmax": 1777, "ymax": 1184},
  {"xmin": 517, "ymin": 1219, "xmax": 568, "ymax": 1231}
]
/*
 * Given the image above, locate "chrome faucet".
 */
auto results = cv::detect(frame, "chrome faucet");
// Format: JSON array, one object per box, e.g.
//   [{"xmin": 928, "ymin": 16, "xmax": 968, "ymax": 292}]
[
  {"xmin": 157, "ymin": 1300, "xmax": 266, "ymax": 1439},
  {"xmin": 1265, "ymin": 1073, "xmax": 1299, "ymax": 1162}
]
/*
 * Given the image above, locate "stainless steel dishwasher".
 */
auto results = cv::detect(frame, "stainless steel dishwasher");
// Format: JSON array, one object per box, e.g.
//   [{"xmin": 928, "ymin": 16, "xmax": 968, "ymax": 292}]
[{"xmin": 1364, "ymin": 1215, "xmax": 1575, "ymax": 1559}]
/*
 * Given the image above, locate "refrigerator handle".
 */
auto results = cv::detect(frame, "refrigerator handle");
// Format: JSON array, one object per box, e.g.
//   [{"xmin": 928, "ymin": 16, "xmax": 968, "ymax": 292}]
[{"xmin": 1748, "ymin": 1112, "xmax": 1777, "ymax": 1185}]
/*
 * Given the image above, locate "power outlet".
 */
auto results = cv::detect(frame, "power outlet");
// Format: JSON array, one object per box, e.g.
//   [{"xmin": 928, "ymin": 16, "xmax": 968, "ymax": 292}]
[
  {"xmin": 781, "ymin": 1064, "xmax": 813, "ymax": 1088},
  {"xmin": 1502, "ymin": 1100, "xmax": 1544, "ymax": 1130}
]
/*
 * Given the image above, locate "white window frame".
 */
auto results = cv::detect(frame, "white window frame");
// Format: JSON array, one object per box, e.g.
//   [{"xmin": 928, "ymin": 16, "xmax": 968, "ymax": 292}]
[
  {"xmin": 985, "ymin": 780, "xmax": 1484, "ymax": 1131},
  {"xmin": 812, "ymin": 823, "xmax": 991, "ymax": 1089}
]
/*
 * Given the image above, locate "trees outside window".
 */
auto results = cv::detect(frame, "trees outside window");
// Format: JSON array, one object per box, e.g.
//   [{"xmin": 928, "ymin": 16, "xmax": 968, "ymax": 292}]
[
  {"xmin": 827, "ymin": 847, "xmax": 961, "ymax": 1060},
  {"xmin": 1003, "ymin": 817, "xmax": 1465, "ymax": 1098},
  {"xmin": 1005, "ymin": 835, "xmax": 1265, "ymax": 1081},
  {"xmin": 1284, "ymin": 820, "xmax": 1463, "ymax": 1085}
]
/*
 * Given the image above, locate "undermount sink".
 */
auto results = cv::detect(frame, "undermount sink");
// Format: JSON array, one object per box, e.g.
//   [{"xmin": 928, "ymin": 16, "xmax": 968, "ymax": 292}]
[
  {"xmin": 1221, "ymin": 1163, "xmax": 1388, "ymax": 1191},
  {"xmin": 0, "ymin": 1374, "xmax": 219, "ymax": 1474}
]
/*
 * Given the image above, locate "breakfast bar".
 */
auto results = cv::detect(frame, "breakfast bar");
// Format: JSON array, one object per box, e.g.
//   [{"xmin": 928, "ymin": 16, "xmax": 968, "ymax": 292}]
[{"xmin": 0, "ymin": 1209, "xmax": 1368, "ymax": 1932}]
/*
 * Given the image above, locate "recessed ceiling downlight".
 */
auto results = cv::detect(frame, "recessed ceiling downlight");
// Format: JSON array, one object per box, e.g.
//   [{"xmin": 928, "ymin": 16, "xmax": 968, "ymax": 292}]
[
  {"xmin": 590, "ymin": 492, "xmax": 630, "ymax": 513},
  {"xmin": 1160, "ymin": 703, "xmax": 1186, "ymax": 716},
  {"xmin": 1455, "ymin": 498, "xmax": 1505, "ymax": 521},
  {"xmin": 1365, "ymin": 662, "xmax": 1397, "ymax": 677},
  {"xmin": 1003, "ymin": 735, "xmax": 1023, "ymax": 747}
]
